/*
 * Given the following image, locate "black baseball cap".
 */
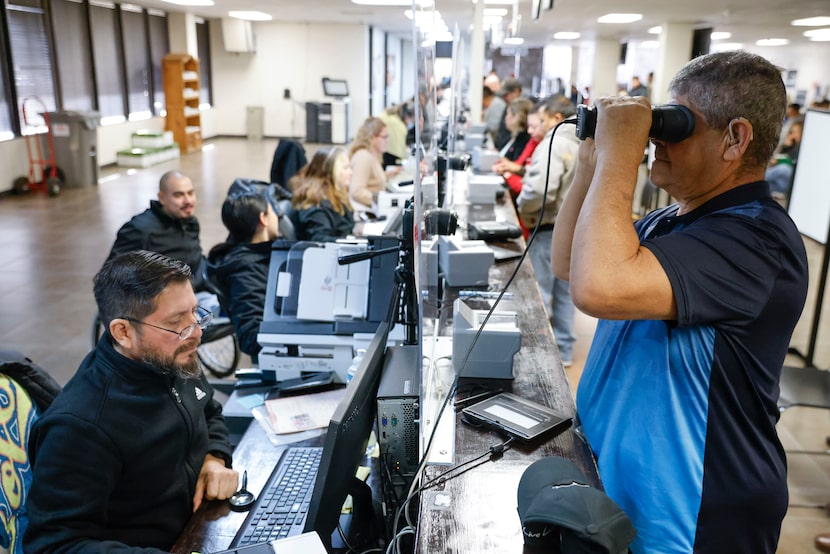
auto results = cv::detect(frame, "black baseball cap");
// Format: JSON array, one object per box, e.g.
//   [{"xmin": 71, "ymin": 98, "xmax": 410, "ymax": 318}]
[{"xmin": 517, "ymin": 456, "xmax": 636, "ymax": 553}]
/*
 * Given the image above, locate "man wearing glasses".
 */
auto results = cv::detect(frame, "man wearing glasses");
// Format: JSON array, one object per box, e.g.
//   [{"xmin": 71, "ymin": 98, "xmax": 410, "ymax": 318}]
[{"xmin": 24, "ymin": 250, "xmax": 238, "ymax": 552}]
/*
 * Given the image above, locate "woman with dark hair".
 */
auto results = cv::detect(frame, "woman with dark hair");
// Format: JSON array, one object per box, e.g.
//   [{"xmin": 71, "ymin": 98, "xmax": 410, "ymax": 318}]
[
  {"xmin": 499, "ymin": 97, "xmax": 534, "ymax": 161},
  {"xmin": 290, "ymin": 146, "xmax": 356, "ymax": 242},
  {"xmin": 207, "ymin": 190, "xmax": 280, "ymax": 358}
]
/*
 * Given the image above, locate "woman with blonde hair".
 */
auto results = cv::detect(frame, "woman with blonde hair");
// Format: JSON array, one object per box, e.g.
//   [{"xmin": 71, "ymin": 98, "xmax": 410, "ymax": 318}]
[
  {"xmin": 348, "ymin": 117, "xmax": 401, "ymax": 208},
  {"xmin": 290, "ymin": 146, "xmax": 355, "ymax": 242}
]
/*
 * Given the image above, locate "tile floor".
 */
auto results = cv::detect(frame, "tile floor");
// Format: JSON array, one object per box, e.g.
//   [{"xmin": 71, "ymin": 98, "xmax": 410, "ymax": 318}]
[{"xmin": 1, "ymin": 136, "xmax": 828, "ymax": 552}]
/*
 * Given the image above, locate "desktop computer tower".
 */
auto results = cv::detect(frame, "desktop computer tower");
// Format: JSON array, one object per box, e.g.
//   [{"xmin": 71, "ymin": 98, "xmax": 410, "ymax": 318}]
[{"xmin": 376, "ymin": 344, "xmax": 420, "ymax": 530}]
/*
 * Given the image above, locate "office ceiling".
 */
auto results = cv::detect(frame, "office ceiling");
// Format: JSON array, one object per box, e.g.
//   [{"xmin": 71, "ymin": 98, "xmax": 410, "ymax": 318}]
[{"xmin": 131, "ymin": 0, "xmax": 830, "ymax": 48}]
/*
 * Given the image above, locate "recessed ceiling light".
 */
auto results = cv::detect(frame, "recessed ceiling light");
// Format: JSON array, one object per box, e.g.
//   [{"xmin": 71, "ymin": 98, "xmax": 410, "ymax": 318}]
[
  {"xmin": 504, "ymin": 37, "xmax": 525, "ymax": 45},
  {"xmin": 597, "ymin": 13, "xmax": 643, "ymax": 24},
  {"xmin": 553, "ymin": 31, "xmax": 581, "ymax": 40},
  {"xmin": 756, "ymin": 38, "xmax": 789, "ymax": 46},
  {"xmin": 161, "ymin": 0, "xmax": 214, "ymax": 5},
  {"xmin": 710, "ymin": 31, "xmax": 732, "ymax": 40},
  {"xmin": 805, "ymin": 28, "xmax": 830, "ymax": 41},
  {"xmin": 229, "ymin": 11, "xmax": 272, "ymax": 21},
  {"xmin": 791, "ymin": 16, "xmax": 830, "ymax": 27},
  {"xmin": 648, "ymin": 26, "xmax": 662, "ymax": 34},
  {"xmin": 405, "ymin": 9, "xmax": 441, "ymax": 21}
]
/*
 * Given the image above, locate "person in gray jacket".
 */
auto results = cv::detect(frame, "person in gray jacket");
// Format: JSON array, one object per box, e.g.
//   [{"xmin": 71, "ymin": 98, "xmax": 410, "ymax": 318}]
[{"xmin": 516, "ymin": 95, "xmax": 580, "ymax": 366}]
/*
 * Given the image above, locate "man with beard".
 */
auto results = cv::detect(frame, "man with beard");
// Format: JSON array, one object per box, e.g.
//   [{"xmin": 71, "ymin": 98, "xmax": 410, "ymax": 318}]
[
  {"xmin": 24, "ymin": 251, "xmax": 238, "ymax": 553},
  {"xmin": 106, "ymin": 170, "xmax": 207, "ymax": 290}
]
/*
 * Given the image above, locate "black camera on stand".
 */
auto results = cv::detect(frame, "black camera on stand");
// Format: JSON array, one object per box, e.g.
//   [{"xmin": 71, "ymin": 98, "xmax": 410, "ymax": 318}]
[{"xmin": 436, "ymin": 151, "xmax": 470, "ymax": 207}]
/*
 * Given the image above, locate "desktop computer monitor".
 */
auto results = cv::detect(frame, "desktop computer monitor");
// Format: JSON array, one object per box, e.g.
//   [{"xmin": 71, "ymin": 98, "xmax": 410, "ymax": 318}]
[{"xmin": 304, "ymin": 320, "xmax": 391, "ymax": 545}]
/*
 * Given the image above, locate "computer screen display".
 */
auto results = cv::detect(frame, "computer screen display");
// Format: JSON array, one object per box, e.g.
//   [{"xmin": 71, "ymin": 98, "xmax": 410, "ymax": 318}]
[
  {"xmin": 304, "ymin": 320, "xmax": 390, "ymax": 543},
  {"xmin": 322, "ymin": 77, "xmax": 349, "ymax": 98}
]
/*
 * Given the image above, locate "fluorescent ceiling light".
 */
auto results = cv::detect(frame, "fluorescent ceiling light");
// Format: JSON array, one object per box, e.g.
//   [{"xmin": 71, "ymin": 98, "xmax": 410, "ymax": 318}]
[
  {"xmin": 598, "ymin": 13, "xmax": 643, "ymax": 24},
  {"xmin": 755, "ymin": 38, "xmax": 789, "ymax": 46},
  {"xmin": 805, "ymin": 28, "xmax": 830, "ymax": 41},
  {"xmin": 553, "ymin": 31, "xmax": 580, "ymax": 40},
  {"xmin": 353, "ymin": 0, "xmax": 432, "ymax": 5},
  {"xmin": 405, "ymin": 9, "xmax": 441, "ymax": 21},
  {"xmin": 504, "ymin": 37, "xmax": 525, "ymax": 45},
  {"xmin": 792, "ymin": 16, "xmax": 830, "ymax": 27},
  {"xmin": 483, "ymin": 8, "xmax": 508, "ymax": 16},
  {"xmin": 710, "ymin": 31, "xmax": 731, "ymax": 40},
  {"xmin": 161, "ymin": 0, "xmax": 214, "ymax": 6},
  {"xmin": 229, "ymin": 10, "xmax": 272, "ymax": 21},
  {"xmin": 648, "ymin": 26, "xmax": 662, "ymax": 34}
]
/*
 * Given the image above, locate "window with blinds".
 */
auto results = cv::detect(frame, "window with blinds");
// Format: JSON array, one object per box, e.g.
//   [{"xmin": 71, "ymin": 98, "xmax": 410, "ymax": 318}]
[
  {"xmin": 7, "ymin": 0, "xmax": 56, "ymax": 134},
  {"xmin": 90, "ymin": 2, "xmax": 126, "ymax": 124},
  {"xmin": 121, "ymin": 6, "xmax": 151, "ymax": 120},
  {"xmin": 50, "ymin": 0, "xmax": 95, "ymax": 112},
  {"xmin": 148, "ymin": 10, "xmax": 169, "ymax": 116}
]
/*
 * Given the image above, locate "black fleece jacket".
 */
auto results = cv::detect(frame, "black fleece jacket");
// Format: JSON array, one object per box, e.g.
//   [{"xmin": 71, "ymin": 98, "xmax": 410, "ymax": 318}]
[
  {"xmin": 208, "ymin": 241, "xmax": 272, "ymax": 357},
  {"xmin": 24, "ymin": 335, "xmax": 232, "ymax": 553},
  {"xmin": 107, "ymin": 200, "xmax": 206, "ymax": 289}
]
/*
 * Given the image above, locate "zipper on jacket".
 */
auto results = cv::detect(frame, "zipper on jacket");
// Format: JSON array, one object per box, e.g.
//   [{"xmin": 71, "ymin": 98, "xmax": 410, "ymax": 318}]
[{"xmin": 171, "ymin": 385, "xmax": 182, "ymax": 403}]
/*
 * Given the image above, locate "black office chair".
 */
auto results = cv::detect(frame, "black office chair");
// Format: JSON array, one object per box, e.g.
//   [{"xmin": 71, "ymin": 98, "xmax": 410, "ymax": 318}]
[
  {"xmin": 227, "ymin": 177, "xmax": 296, "ymax": 240},
  {"xmin": 269, "ymin": 139, "xmax": 307, "ymax": 190}
]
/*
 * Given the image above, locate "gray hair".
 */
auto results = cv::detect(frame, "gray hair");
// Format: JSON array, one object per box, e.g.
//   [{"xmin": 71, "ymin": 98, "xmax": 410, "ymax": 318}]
[{"xmin": 669, "ymin": 51, "xmax": 786, "ymax": 168}]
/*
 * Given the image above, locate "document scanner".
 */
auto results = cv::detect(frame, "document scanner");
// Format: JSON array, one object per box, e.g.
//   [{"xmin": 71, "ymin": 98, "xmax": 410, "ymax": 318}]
[{"xmin": 256, "ymin": 238, "xmax": 399, "ymax": 384}]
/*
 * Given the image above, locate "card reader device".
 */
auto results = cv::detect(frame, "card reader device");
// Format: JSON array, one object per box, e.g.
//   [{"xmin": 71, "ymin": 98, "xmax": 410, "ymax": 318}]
[{"xmin": 461, "ymin": 392, "xmax": 572, "ymax": 442}]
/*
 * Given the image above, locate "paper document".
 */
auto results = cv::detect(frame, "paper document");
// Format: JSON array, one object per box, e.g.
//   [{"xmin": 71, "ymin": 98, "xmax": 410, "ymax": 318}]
[{"xmin": 264, "ymin": 388, "xmax": 345, "ymax": 434}]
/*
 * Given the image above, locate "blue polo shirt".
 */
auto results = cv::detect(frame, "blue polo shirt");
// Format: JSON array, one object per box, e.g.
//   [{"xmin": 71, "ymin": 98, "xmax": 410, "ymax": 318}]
[{"xmin": 576, "ymin": 181, "xmax": 808, "ymax": 553}]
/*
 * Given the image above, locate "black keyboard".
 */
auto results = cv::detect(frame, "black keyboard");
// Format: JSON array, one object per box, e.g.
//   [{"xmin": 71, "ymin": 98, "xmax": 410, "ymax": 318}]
[{"xmin": 232, "ymin": 446, "xmax": 323, "ymax": 546}]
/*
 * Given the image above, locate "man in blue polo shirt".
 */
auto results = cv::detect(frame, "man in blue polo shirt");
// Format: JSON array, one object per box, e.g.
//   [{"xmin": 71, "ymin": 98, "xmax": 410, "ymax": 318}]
[{"xmin": 553, "ymin": 51, "xmax": 808, "ymax": 553}]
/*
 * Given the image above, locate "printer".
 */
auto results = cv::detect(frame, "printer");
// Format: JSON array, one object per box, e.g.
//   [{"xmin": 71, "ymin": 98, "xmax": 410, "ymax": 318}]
[{"xmin": 256, "ymin": 237, "xmax": 400, "ymax": 384}]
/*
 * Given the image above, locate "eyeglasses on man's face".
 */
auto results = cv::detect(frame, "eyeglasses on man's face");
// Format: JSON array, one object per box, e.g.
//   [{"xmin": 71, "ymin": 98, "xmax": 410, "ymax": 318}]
[{"xmin": 122, "ymin": 306, "xmax": 212, "ymax": 341}]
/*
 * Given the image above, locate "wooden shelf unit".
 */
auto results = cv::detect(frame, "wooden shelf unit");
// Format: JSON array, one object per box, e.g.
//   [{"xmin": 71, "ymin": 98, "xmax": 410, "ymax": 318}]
[{"xmin": 162, "ymin": 53, "xmax": 203, "ymax": 154}]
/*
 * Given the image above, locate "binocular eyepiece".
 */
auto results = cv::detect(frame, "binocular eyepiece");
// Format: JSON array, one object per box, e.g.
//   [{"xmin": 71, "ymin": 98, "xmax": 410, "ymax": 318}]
[{"xmin": 575, "ymin": 104, "xmax": 696, "ymax": 143}]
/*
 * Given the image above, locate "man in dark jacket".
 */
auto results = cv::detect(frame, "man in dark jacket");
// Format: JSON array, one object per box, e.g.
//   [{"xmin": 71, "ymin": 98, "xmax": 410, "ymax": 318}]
[
  {"xmin": 107, "ymin": 170, "xmax": 207, "ymax": 289},
  {"xmin": 24, "ymin": 251, "xmax": 238, "ymax": 553}
]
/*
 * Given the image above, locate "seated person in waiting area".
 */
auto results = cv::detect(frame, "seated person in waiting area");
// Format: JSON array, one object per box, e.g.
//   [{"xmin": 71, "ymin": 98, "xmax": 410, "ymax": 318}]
[
  {"xmin": 208, "ymin": 191, "xmax": 281, "ymax": 360},
  {"xmin": 24, "ymin": 250, "xmax": 238, "ymax": 553},
  {"xmin": 290, "ymin": 146, "xmax": 355, "ymax": 242},
  {"xmin": 106, "ymin": 169, "xmax": 207, "ymax": 290}
]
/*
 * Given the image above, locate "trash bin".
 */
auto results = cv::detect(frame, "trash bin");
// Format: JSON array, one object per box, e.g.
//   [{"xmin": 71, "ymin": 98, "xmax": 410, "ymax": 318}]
[
  {"xmin": 46, "ymin": 111, "xmax": 100, "ymax": 188},
  {"xmin": 246, "ymin": 106, "xmax": 264, "ymax": 141}
]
